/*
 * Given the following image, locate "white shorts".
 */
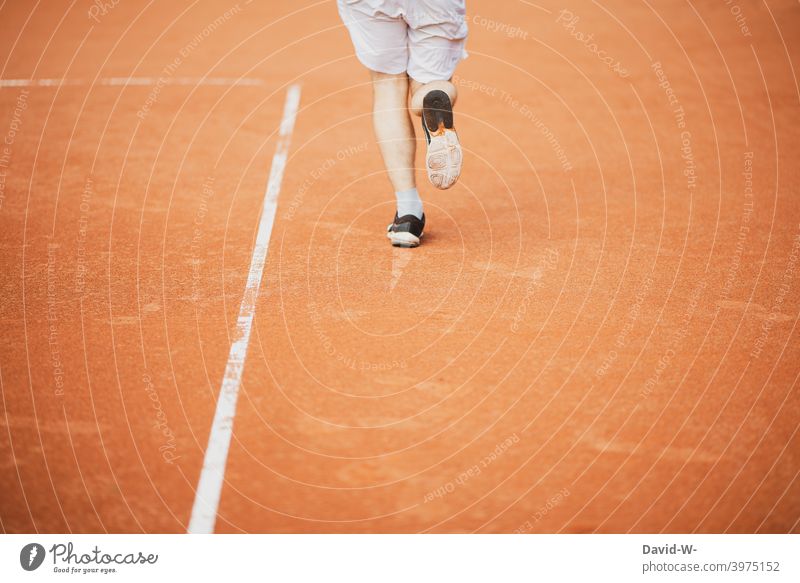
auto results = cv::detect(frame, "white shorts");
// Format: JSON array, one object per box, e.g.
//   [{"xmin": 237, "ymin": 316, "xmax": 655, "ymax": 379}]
[{"xmin": 337, "ymin": 0, "xmax": 468, "ymax": 83}]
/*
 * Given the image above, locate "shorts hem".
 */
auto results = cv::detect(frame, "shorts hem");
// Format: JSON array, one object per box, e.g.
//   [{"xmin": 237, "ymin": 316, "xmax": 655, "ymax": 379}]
[
  {"xmin": 407, "ymin": 51, "xmax": 467, "ymax": 84},
  {"xmin": 354, "ymin": 51, "xmax": 408, "ymax": 76}
]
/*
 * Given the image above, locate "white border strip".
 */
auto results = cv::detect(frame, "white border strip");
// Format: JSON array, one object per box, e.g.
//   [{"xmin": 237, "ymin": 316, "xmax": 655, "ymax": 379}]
[
  {"xmin": 1, "ymin": 534, "xmax": 797, "ymax": 581},
  {"xmin": 0, "ymin": 77, "xmax": 267, "ymax": 87},
  {"xmin": 188, "ymin": 84, "xmax": 301, "ymax": 534}
]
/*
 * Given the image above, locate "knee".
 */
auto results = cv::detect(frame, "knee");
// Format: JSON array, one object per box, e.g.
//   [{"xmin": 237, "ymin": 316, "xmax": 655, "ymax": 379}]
[
  {"xmin": 371, "ymin": 71, "xmax": 410, "ymax": 106},
  {"xmin": 371, "ymin": 71, "xmax": 409, "ymax": 92}
]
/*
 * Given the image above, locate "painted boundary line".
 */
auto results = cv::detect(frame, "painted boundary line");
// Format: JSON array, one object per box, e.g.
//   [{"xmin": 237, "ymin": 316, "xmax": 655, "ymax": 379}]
[
  {"xmin": 0, "ymin": 77, "xmax": 267, "ymax": 88},
  {"xmin": 188, "ymin": 84, "xmax": 301, "ymax": 534}
]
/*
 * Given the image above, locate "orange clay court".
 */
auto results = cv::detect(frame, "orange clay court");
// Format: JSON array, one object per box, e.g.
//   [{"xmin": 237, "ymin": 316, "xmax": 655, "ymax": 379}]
[{"xmin": 1, "ymin": 0, "xmax": 799, "ymax": 534}]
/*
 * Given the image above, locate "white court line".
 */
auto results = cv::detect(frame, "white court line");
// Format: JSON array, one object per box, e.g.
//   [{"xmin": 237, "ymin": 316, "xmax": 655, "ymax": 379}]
[
  {"xmin": 188, "ymin": 84, "xmax": 301, "ymax": 534},
  {"xmin": 0, "ymin": 77, "xmax": 267, "ymax": 87}
]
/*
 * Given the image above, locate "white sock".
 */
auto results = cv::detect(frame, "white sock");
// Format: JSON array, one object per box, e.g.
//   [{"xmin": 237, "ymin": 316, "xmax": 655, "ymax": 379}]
[{"xmin": 395, "ymin": 187, "xmax": 424, "ymax": 219}]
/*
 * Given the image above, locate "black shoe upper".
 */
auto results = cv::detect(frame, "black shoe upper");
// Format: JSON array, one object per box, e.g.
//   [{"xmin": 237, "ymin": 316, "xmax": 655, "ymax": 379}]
[
  {"xmin": 421, "ymin": 89, "xmax": 454, "ymax": 144},
  {"xmin": 421, "ymin": 117, "xmax": 432, "ymax": 145},
  {"xmin": 388, "ymin": 213, "xmax": 425, "ymax": 238}
]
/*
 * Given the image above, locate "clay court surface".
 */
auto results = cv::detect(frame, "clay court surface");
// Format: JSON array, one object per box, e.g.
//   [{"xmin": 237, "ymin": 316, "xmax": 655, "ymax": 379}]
[{"xmin": 1, "ymin": 0, "xmax": 799, "ymax": 533}]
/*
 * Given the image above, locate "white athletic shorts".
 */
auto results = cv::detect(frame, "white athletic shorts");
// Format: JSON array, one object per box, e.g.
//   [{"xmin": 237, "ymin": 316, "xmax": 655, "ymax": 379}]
[{"xmin": 337, "ymin": 0, "xmax": 468, "ymax": 83}]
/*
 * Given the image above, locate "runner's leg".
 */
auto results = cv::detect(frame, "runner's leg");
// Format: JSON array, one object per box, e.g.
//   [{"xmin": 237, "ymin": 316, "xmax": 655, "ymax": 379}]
[{"xmin": 371, "ymin": 71, "xmax": 417, "ymax": 193}]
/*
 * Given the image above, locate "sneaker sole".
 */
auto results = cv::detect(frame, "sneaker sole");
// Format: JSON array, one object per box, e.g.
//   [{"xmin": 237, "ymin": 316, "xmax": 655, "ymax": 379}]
[
  {"xmin": 423, "ymin": 90, "xmax": 462, "ymax": 190},
  {"xmin": 386, "ymin": 230, "xmax": 422, "ymax": 248}
]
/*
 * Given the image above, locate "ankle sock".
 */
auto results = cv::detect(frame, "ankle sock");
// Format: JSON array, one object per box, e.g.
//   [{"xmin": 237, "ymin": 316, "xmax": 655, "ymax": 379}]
[{"xmin": 395, "ymin": 187, "xmax": 424, "ymax": 219}]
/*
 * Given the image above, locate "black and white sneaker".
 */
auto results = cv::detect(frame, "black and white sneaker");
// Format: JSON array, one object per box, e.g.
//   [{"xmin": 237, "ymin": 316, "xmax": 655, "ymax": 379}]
[
  {"xmin": 386, "ymin": 213, "xmax": 425, "ymax": 248},
  {"xmin": 421, "ymin": 89, "xmax": 462, "ymax": 190}
]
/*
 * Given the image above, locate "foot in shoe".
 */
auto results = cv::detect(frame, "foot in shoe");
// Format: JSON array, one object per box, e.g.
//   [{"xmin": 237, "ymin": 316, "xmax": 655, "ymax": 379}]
[
  {"xmin": 386, "ymin": 212, "xmax": 425, "ymax": 248},
  {"xmin": 421, "ymin": 89, "xmax": 462, "ymax": 190}
]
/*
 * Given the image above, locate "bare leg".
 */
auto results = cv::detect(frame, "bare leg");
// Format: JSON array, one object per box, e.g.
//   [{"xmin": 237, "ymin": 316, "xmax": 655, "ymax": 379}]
[
  {"xmin": 371, "ymin": 71, "xmax": 416, "ymax": 192},
  {"xmin": 372, "ymin": 71, "xmax": 426, "ymax": 246}
]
